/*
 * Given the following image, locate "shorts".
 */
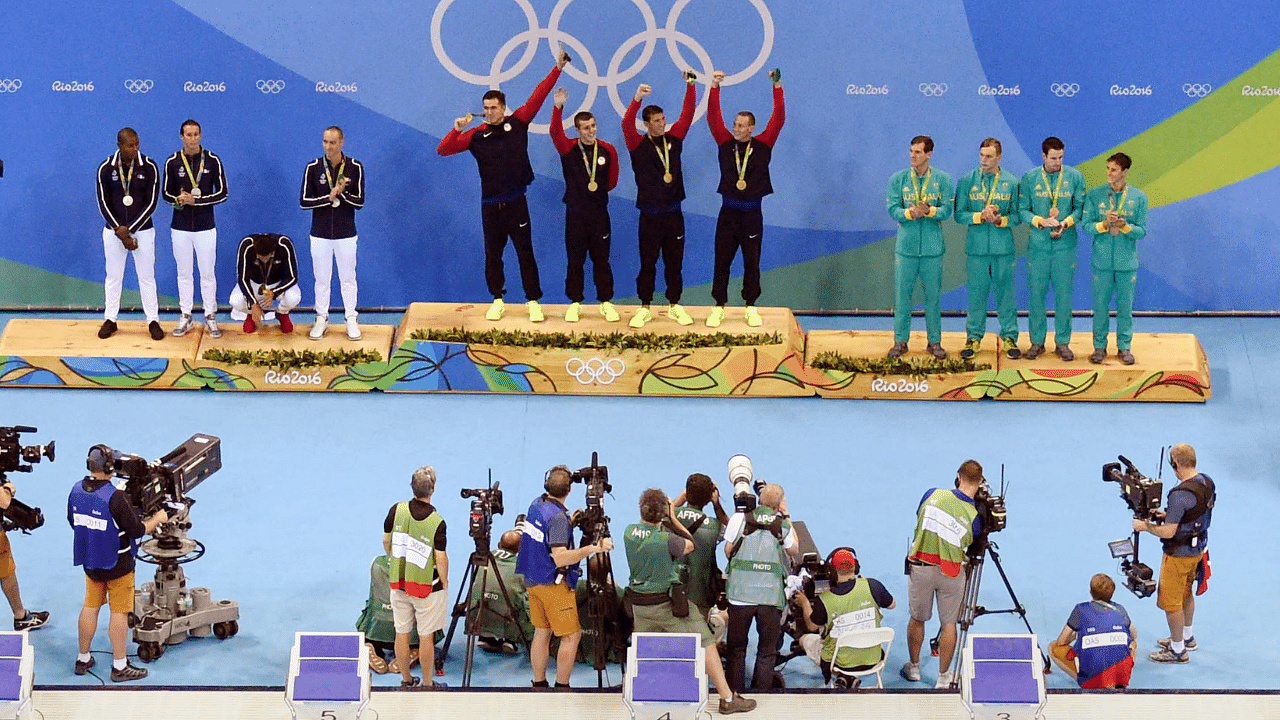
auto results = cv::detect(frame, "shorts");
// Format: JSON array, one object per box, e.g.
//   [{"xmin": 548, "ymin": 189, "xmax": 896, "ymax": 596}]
[
  {"xmin": 1049, "ymin": 640, "xmax": 1078, "ymax": 677},
  {"xmin": 908, "ymin": 563, "xmax": 966, "ymax": 624},
  {"xmin": 84, "ymin": 572, "xmax": 135, "ymax": 614},
  {"xmin": 1157, "ymin": 553, "xmax": 1202, "ymax": 612},
  {"xmin": 390, "ymin": 589, "xmax": 448, "ymax": 635},
  {"xmin": 631, "ymin": 601, "xmax": 716, "ymax": 648},
  {"xmin": 0, "ymin": 531, "xmax": 14, "ymax": 580},
  {"xmin": 527, "ymin": 582, "xmax": 580, "ymax": 637}
]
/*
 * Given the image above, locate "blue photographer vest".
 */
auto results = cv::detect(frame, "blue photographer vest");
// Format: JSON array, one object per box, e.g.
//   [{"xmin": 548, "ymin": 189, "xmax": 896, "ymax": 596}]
[
  {"xmin": 516, "ymin": 495, "xmax": 579, "ymax": 587},
  {"xmin": 69, "ymin": 479, "xmax": 132, "ymax": 570},
  {"xmin": 1072, "ymin": 600, "xmax": 1133, "ymax": 689}
]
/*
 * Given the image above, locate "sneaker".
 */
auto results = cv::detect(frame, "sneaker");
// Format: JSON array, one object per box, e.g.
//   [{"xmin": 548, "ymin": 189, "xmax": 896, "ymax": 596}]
[
  {"xmin": 428, "ymin": 681, "xmax": 448, "ymax": 689},
  {"xmin": 1024, "ymin": 344, "xmax": 1045, "ymax": 360},
  {"xmin": 887, "ymin": 341, "xmax": 908, "ymax": 359},
  {"xmin": 98, "ymin": 320, "xmax": 118, "ymax": 339},
  {"xmin": 706, "ymin": 306, "xmax": 725, "ymax": 328},
  {"xmin": 1158, "ymin": 636, "xmax": 1197, "ymax": 652},
  {"xmin": 629, "ymin": 307, "xmax": 653, "ymax": 328},
  {"xmin": 564, "ymin": 302, "xmax": 581, "ymax": 323},
  {"xmin": 1149, "ymin": 647, "xmax": 1189, "ymax": 664},
  {"xmin": 744, "ymin": 306, "xmax": 762, "ymax": 327},
  {"xmin": 13, "ymin": 610, "xmax": 48, "ymax": 631},
  {"xmin": 500, "ymin": 640, "xmax": 519, "ymax": 655},
  {"xmin": 485, "ymin": 298, "xmax": 505, "ymax": 321},
  {"xmin": 204, "ymin": 315, "xmax": 222, "ymax": 338},
  {"xmin": 401, "ymin": 676, "xmax": 421, "ymax": 688},
  {"xmin": 718, "ymin": 692, "xmax": 756, "ymax": 714},
  {"xmin": 476, "ymin": 637, "xmax": 502, "ymax": 653},
  {"xmin": 279, "ymin": 313, "xmax": 294, "ymax": 334},
  {"xmin": 1118, "ymin": 349, "xmax": 1135, "ymax": 365},
  {"xmin": 1055, "ymin": 344, "xmax": 1074, "ymax": 361},
  {"xmin": 1089, "ymin": 348, "xmax": 1106, "ymax": 364},
  {"xmin": 1001, "ymin": 336, "xmax": 1020, "ymax": 359},
  {"xmin": 900, "ymin": 660, "xmax": 921, "ymax": 682},
  {"xmin": 346, "ymin": 319, "xmax": 362, "ymax": 340},
  {"xmin": 111, "ymin": 661, "xmax": 149, "ymax": 682},
  {"xmin": 668, "ymin": 304, "xmax": 693, "ymax": 326},
  {"xmin": 527, "ymin": 301, "xmax": 545, "ymax": 323},
  {"xmin": 172, "ymin": 314, "xmax": 193, "ymax": 337},
  {"xmin": 309, "ymin": 317, "xmax": 329, "ymax": 340},
  {"xmin": 74, "ymin": 656, "xmax": 95, "ymax": 675},
  {"xmin": 927, "ymin": 343, "xmax": 948, "ymax": 360},
  {"xmin": 599, "ymin": 301, "xmax": 620, "ymax": 322},
  {"xmin": 243, "ymin": 317, "xmax": 257, "ymax": 334},
  {"xmin": 960, "ymin": 338, "xmax": 981, "ymax": 360},
  {"xmin": 148, "ymin": 321, "xmax": 165, "ymax": 341},
  {"xmin": 935, "ymin": 670, "xmax": 954, "ymax": 689},
  {"xmin": 367, "ymin": 643, "xmax": 389, "ymax": 674}
]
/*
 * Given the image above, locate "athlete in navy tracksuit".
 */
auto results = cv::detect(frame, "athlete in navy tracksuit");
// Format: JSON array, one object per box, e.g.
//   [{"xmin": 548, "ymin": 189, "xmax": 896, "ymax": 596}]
[
  {"xmin": 300, "ymin": 126, "xmax": 364, "ymax": 340},
  {"xmin": 95, "ymin": 127, "xmax": 163, "ymax": 341},
  {"xmin": 163, "ymin": 119, "xmax": 228, "ymax": 337}
]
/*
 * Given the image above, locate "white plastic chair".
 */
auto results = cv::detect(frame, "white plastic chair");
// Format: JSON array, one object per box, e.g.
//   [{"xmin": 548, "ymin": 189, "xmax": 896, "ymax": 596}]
[{"xmin": 829, "ymin": 626, "xmax": 895, "ymax": 689}]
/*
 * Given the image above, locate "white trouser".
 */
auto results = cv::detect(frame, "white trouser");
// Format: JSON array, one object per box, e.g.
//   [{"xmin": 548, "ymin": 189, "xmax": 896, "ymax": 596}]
[
  {"xmin": 310, "ymin": 234, "xmax": 358, "ymax": 321},
  {"xmin": 171, "ymin": 228, "xmax": 218, "ymax": 316},
  {"xmin": 102, "ymin": 226, "xmax": 158, "ymax": 322},
  {"xmin": 229, "ymin": 283, "xmax": 301, "ymax": 321}
]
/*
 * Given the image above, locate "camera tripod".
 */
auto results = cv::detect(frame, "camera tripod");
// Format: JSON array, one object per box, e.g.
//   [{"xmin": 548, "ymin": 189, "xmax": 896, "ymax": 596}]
[
  {"xmin": 437, "ymin": 539, "xmax": 529, "ymax": 687},
  {"xmin": 580, "ymin": 542, "xmax": 628, "ymax": 687},
  {"xmin": 937, "ymin": 537, "xmax": 1048, "ymax": 689}
]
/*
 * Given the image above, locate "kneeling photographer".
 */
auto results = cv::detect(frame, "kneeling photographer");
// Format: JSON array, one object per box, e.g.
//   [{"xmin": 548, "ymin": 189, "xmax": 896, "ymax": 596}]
[
  {"xmin": 793, "ymin": 548, "xmax": 895, "ymax": 687},
  {"xmin": 1131, "ymin": 443, "xmax": 1214, "ymax": 664},
  {"xmin": 1049, "ymin": 573, "xmax": 1137, "ymax": 688},
  {"xmin": 624, "ymin": 489, "xmax": 755, "ymax": 714}
]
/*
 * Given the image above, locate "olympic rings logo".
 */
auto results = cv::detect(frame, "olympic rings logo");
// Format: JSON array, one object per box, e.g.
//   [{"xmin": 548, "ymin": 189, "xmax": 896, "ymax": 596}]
[
  {"xmin": 1182, "ymin": 83, "xmax": 1212, "ymax": 98},
  {"xmin": 1050, "ymin": 82, "xmax": 1079, "ymax": 97},
  {"xmin": 123, "ymin": 79, "xmax": 154, "ymax": 94},
  {"xmin": 565, "ymin": 357, "xmax": 626, "ymax": 385},
  {"xmin": 0, "ymin": 79, "xmax": 21, "ymax": 93},
  {"xmin": 431, "ymin": 0, "xmax": 775, "ymax": 134},
  {"xmin": 256, "ymin": 79, "xmax": 286, "ymax": 94},
  {"xmin": 917, "ymin": 83, "xmax": 948, "ymax": 97}
]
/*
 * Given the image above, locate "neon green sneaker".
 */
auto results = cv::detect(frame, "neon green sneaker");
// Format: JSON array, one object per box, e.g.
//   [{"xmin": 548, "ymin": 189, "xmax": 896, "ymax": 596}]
[
  {"xmin": 744, "ymin": 306, "xmax": 762, "ymax": 327},
  {"xmin": 706, "ymin": 306, "xmax": 725, "ymax": 328},
  {"xmin": 629, "ymin": 306, "xmax": 653, "ymax": 328},
  {"xmin": 564, "ymin": 302, "xmax": 581, "ymax": 323},
  {"xmin": 484, "ymin": 298, "xmax": 505, "ymax": 321},
  {"xmin": 667, "ymin": 304, "xmax": 693, "ymax": 326},
  {"xmin": 960, "ymin": 337, "xmax": 982, "ymax": 359},
  {"xmin": 599, "ymin": 301, "xmax": 620, "ymax": 322},
  {"xmin": 527, "ymin": 301, "xmax": 545, "ymax": 323}
]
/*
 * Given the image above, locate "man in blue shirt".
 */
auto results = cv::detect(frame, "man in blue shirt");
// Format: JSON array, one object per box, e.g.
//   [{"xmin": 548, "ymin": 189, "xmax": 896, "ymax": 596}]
[{"xmin": 1049, "ymin": 573, "xmax": 1136, "ymax": 688}]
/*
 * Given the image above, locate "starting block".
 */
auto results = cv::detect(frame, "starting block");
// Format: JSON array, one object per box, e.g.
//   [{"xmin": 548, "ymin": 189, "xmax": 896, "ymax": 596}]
[
  {"xmin": 623, "ymin": 633, "xmax": 707, "ymax": 720},
  {"xmin": 0, "ymin": 633, "xmax": 33, "ymax": 720},
  {"xmin": 285, "ymin": 632, "xmax": 369, "ymax": 720},
  {"xmin": 961, "ymin": 633, "xmax": 1046, "ymax": 720}
]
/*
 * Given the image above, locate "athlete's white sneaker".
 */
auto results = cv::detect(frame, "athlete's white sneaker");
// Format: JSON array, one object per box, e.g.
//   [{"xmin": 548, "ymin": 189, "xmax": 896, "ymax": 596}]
[
  {"xmin": 309, "ymin": 317, "xmax": 329, "ymax": 340},
  {"xmin": 345, "ymin": 319, "xmax": 362, "ymax": 341}
]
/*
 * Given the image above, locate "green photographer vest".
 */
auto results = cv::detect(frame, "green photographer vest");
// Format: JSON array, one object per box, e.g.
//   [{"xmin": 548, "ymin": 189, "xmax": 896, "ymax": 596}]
[
  {"xmin": 675, "ymin": 505, "xmax": 721, "ymax": 608},
  {"xmin": 726, "ymin": 508, "xmax": 790, "ymax": 609},
  {"xmin": 820, "ymin": 578, "xmax": 882, "ymax": 669},
  {"xmin": 624, "ymin": 522, "xmax": 680, "ymax": 594},
  {"xmin": 388, "ymin": 502, "xmax": 442, "ymax": 598}
]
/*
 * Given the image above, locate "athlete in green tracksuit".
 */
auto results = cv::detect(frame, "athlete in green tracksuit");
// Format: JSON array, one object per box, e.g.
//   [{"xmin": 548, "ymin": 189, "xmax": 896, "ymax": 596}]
[
  {"xmin": 886, "ymin": 135, "xmax": 955, "ymax": 359},
  {"xmin": 1082, "ymin": 152, "xmax": 1148, "ymax": 365},
  {"xmin": 1018, "ymin": 137, "xmax": 1087, "ymax": 361},
  {"xmin": 955, "ymin": 138, "xmax": 1021, "ymax": 359}
]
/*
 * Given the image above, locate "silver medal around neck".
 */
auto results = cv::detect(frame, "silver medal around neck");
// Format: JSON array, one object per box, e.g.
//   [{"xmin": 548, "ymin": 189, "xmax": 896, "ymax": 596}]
[
  {"xmin": 191, "ymin": 188, "xmax": 202, "ymax": 198},
  {"xmin": 122, "ymin": 195, "xmax": 134, "ymax": 207},
  {"xmin": 331, "ymin": 198, "xmax": 340, "ymax": 207}
]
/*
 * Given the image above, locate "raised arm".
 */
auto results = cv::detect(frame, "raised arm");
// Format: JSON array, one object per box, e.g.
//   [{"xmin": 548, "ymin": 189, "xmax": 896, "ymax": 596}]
[
  {"xmin": 667, "ymin": 78, "xmax": 698, "ymax": 140},
  {"xmin": 512, "ymin": 56, "xmax": 568, "ymax": 125},
  {"xmin": 549, "ymin": 89, "xmax": 574, "ymax": 155},
  {"xmin": 706, "ymin": 83, "xmax": 731, "ymax": 145},
  {"xmin": 755, "ymin": 84, "xmax": 785, "ymax": 147}
]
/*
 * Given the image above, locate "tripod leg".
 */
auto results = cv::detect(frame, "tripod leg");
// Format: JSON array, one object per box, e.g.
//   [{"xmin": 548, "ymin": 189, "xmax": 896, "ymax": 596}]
[
  {"xmin": 985, "ymin": 547, "xmax": 1051, "ymax": 670},
  {"xmin": 437, "ymin": 559, "xmax": 478, "ymax": 672}
]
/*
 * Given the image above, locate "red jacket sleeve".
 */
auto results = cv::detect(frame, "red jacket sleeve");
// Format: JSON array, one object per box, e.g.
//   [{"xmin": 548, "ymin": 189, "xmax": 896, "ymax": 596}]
[
  {"xmin": 707, "ymin": 86, "xmax": 731, "ymax": 144},
  {"xmin": 667, "ymin": 81, "xmax": 698, "ymax": 140},
  {"xmin": 622, "ymin": 99, "xmax": 642, "ymax": 151},
  {"xmin": 601, "ymin": 140, "xmax": 620, "ymax": 191},
  {"xmin": 756, "ymin": 85, "xmax": 786, "ymax": 147},
  {"xmin": 549, "ymin": 105, "xmax": 573, "ymax": 155},
  {"xmin": 512, "ymin": 66, "xmax": 562, "ymax": 124},
  {"xmin": 437, "ymin": 126, "xmax": 479, "ymax": 156}
]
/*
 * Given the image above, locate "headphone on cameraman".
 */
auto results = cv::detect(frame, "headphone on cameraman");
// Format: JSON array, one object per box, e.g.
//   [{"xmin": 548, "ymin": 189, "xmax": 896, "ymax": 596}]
[
  {"xmin": 825, "ymin": 546, "xmax": 860, "ymax": 578},
  {"xmin": 86, "ymin": 444, "xmax": 115, "ymax": 474},
  {"xmin": 544, "ymin": 465, "xmax": 571, "ymax": 494}
]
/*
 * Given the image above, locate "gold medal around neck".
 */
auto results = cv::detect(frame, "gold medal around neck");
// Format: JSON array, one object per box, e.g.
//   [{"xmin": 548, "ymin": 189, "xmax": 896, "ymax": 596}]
[
  {"xmin": 587, "ymin": 181, "xmax": 598, "ymax": 192},
  {"xmin": 191, "ymin": 188, "xmax": 202, "ymax": 198},
  {"xmin": 736, "ymin": 179, "xmax": 747, "ymax": 191},
  {"xmin": 122, "ymin": 195, "xmax": 134, "ymax": 207},
  {"xmin": 663, "ymin": 173, "xmax": 673, "ymax": 184}
]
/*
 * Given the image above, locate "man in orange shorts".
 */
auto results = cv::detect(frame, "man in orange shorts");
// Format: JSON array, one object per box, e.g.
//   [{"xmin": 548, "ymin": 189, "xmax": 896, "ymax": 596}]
[
  {"xmin": 1132, "ymin": 443, "xmax": 1214, "ymax": 664},
  {"xmin": 516, "ymin": 465, "xmax": 613, "ymax": 688},
  {"xmin": 69, "ymin": 445, "xmax": 168, "ymax": 681},
  {"xmin": 0, "ymin": 480, "xmax": 49, "ymax": 632}
]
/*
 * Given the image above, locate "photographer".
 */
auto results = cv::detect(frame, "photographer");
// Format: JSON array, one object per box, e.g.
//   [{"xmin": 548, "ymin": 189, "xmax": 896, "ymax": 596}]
[
  {"xmin": 1132, "ymin": 443, "xmax": 1214, "ymax": 664},
  {"xmin": 382, "ymin": 466, "xmax": 448, "ymax": 688},
  {"xmin": 1049, "ymin": 573, "xmax": 1137, "ymax": 688},
  {"xmin": 625, "ymin": 489, "xmax": 755, "ymax": 714},
  {"xmin": 671, "ymin": 472, "xmax": 729, "ymax": 626},
  {"xmin": 471, "ymin": 528, "xmax": 531, "ymax": 654},
  {"xmin": 0, "ymin": 481, "xmax": 49, "ymax": 632},
  {"xmin": 901, "ymin": 460, "xmax": 984, "ymax": 688},
  {"xmin": 794, "ymin": 548, "xmax": 895, "ymax": 685},
  {"xmin": 69, "ymin": 445, "xmax": 168, "ymax": 682},
  {"xmin": 516, "ymin": 465, "xmax": 613, "ymax": 688},
  {"xmin": 723, "ymin": 483, "xmax": 799, "ymax": 693}
]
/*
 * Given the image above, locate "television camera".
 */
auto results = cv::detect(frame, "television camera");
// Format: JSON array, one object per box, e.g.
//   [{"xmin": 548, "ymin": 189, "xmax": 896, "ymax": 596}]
[
  {"xmin": 92, "ymin": 434, "xmax": 240, "ymax": 662},
  {"xmin": 570, "ymin": 452, "xmax": 627, "ymax": 684},
  {"xmin": 0, "ymin": 426, "xmax": 54, "ymax": 533},
  {"xmin": 1103, "ymin": 454, "xmax": 1164, "ymax": 598},
  {"xmin": 461, "ymin": 476, "xmax": 504, "ymax": 547}
]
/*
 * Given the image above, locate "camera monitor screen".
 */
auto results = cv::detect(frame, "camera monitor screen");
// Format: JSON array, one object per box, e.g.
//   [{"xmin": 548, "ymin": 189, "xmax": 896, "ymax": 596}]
[{"xmin": 1108, "ymin": 537, "xmax": 1135, "ymax": 558}]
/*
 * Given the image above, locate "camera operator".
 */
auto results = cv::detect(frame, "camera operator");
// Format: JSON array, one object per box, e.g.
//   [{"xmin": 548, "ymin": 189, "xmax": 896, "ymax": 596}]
[
  {"xmin": 472, "ymin": 528, "xmax": 531, "ymax": 654},
  {"xmin": 625, "ymin": 489, "xmax": 756, "ymax": 714},
  {"xmin": 901, "ymin": 459, "xmax": 984, "ymax": 688},
  {"xmin": 0, "ymin": 481, "xmax": 49, "ymax": 633},
  {"xmin": 723, "ymin": 482, "xmax": 799, "ymax": 693},
  {"xmin": 382, "ymin": 466, "xmax": 449, "ymax": 688},
  {"xmin": 1049, "ymin": 573, "xmax": 1137, "ymax": 688},
  {"xmin": 1132, "ymin": 443, "xmax": 1214, "ymax": 664},
  {"xmin": 794, "ymin": 548, "xmax": 895, "ymax": 686},
  {"xmin": 671, "ymin": 472, "xmax": 729, "ymax": 628},
  {"xmin": 516, "ymin": 465, "xmax": 613, "ymax": 688},
  {"xmin": 69, "ymin": 445, "xmax": 168, "ymax": 682}
]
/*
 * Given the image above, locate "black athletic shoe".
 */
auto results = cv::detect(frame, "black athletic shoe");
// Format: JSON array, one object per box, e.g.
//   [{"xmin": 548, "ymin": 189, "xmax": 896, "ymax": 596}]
[
  {"xmin": 98, "ymin": 320, "xmax": 118, "ymax": 339},
  {"xmin": 13, "ymin": 610, "xmax": 48, "ymax": 631},
  {"xmin": 148, "ymin": 321, "xmax": 165, "ymax": 341},
  {"xmin": 74, "ymin": 657, "xmax": 95, "ymax": 675}
]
